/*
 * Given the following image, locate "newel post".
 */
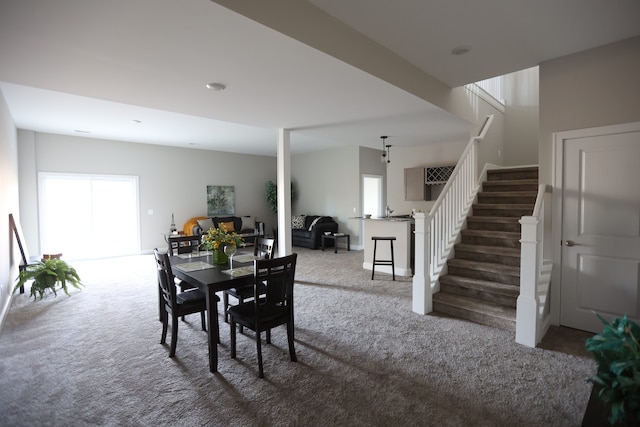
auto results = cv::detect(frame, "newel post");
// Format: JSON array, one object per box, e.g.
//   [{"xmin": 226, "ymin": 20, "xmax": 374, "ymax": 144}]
[
  {"xmin": 412, "ymin": 212, "xmax": 432, "ymax": 314},
  {"xmin": 515, "ymin": 216, "xmax": 540, "ymax": 347}
]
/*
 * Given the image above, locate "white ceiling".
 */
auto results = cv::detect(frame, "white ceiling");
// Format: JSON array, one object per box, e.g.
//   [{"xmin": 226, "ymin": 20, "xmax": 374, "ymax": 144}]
[{"xmin": 1, "ymin": 0, "xmax": 639, "ymax": 156}]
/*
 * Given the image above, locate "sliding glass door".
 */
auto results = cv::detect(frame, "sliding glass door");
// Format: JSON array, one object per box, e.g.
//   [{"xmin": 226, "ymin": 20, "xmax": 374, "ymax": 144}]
[{"xmin": 39, "ymin": 173, "xmax": 139, "ymax": 260}]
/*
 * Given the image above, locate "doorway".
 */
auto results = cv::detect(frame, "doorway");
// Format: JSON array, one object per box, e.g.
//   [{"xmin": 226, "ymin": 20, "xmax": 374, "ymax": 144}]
[
  {"xmin": 39, "ymin": 173, "xmax": 140, "ymax": 260},
  {"xmin": 554, "ymin": 122, "xmax": 640, "ymax": 333},
  {"xmin": 362, "ymin": 175, "xmax": 383, "ymax": 218}
]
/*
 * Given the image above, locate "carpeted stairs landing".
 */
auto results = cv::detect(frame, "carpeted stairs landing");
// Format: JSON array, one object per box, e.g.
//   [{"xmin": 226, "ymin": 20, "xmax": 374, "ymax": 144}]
[{"xmin": 434, "ymin": 166, "xmax": 538, "ymax": 331}]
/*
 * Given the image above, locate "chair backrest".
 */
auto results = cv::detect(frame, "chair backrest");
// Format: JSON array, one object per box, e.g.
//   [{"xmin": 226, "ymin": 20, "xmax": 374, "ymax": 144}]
[
  {"xmin": 154, "ymin": 248, "xmax": 178, "ymax": 309},
  {"xmin": 167, "ymin": 234, "xmax": 201, "ymax": 255},
  {"xmin": 253, "ymin": 237, "xmax": 275, "ymax": 260},
  {"xmin": 253, "ymin": 253, "xmax": 297, "ymax": 310}
]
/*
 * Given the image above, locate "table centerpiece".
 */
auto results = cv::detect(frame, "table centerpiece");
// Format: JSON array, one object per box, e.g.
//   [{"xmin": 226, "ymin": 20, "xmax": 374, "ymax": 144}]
[{"xmin": 201, "ymin": 226, "xmax": 244, "ymax": 264}]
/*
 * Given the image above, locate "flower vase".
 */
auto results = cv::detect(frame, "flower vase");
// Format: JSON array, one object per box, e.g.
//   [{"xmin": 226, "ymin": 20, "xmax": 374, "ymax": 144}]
[{"xmin": 212, "ymin": 249, "xmax": 228, "ymax": 265}]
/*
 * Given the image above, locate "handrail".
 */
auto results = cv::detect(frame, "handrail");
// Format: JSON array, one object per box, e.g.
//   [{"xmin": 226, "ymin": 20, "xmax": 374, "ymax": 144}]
[
  {"xmin": 516, "ymin": 183, "xmax": 553, "ymax": 347},
  {"xmin": 412, "ymin": 115, "xmax": 494, "ymax": 314}
]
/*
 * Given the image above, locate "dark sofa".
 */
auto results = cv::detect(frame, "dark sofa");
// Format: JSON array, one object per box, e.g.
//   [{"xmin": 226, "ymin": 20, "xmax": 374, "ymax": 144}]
[
  {"xmin": 291, "ymin": 215, "xmax": 338, "ymax": 249},
  {"xmin": 192, "ymin": 215, "xmax": 263, "ymax": 238}
]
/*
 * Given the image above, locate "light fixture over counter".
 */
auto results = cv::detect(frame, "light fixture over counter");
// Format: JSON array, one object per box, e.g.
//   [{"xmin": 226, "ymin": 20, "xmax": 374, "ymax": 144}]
[{"xmin": 380, "ymin": 135, "xmax": 391, "ymax": 164}]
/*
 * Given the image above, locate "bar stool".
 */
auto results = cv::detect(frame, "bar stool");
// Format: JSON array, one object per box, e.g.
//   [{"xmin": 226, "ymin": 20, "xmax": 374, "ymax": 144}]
[{"xmin": 371, "ymin": 236, "xmax": 396, "ymax": 280}]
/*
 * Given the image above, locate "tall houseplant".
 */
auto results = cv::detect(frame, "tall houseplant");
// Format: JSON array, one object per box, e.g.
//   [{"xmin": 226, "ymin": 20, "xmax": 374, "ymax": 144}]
[
  {"xmin": 584, "ymin": 313, "xmax": 640, "ymax": 426},
  {"xmin": 14, "ymin": 258, "xmax": 83, "ymax": 300},
  {"xmin": 264, "ymin": 180, "xmax": 297, "ymax": 214}
]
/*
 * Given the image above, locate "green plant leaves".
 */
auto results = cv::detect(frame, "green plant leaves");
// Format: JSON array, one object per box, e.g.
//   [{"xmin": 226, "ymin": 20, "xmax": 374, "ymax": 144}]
[
  {"xmin": 14, "ymin": 258, "xmax": 83, "ymax": 300},
  {"xmin": 586, "ymin": 313, "xmax": 640, "ymax": 425}
]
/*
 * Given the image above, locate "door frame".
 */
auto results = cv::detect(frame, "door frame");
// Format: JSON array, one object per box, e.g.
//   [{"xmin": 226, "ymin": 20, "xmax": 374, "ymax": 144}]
[{"xmin": 551, "ymin": 121, "xmax": 640, "ymax": 327}]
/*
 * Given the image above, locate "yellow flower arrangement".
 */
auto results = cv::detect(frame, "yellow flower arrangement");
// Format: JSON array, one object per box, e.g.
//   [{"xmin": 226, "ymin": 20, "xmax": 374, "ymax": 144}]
[{"xmin": 201, "ymin": 226, "xmax": 244, "ymax": 251}]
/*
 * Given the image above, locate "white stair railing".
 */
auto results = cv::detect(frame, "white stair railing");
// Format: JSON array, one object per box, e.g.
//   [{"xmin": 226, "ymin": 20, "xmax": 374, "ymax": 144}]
[
  {"xmin": 413, "ymin": 115, "xmax": 494, "ymax": 314},
  {"xmin": 516, "ymin": 184, "xmax": 553, "ymax": 347}
]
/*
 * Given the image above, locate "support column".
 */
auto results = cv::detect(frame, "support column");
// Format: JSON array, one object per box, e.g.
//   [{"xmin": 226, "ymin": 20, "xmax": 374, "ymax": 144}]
[{"xmin": 276, "ymin": 129, "xmax": 292, "ymax": 257}]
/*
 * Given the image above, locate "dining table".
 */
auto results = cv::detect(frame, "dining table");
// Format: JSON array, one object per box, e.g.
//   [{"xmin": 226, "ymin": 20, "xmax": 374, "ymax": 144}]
[{"xmin": 169, "ymin": 251, "xmax": 257, "ymax": 373}]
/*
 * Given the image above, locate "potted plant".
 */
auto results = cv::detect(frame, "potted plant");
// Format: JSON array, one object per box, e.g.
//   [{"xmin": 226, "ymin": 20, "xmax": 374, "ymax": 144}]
[
  {"xmin": 583, "ymin": 313, "xmax": 640, "ymax": 426},
  {"xmin": 264, "ymin": 180, "xmax": 297, "ymax": 213},
  {"xmin": 14, "ymin": 258, "xmax": 83, "ymax": 300},
  {"xmin": 201, "ymin": 226, "xmax": 244, "ymax": 264}
]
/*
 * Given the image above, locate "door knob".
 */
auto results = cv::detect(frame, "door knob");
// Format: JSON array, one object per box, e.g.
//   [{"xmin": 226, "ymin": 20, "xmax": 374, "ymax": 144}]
[{"xmin": 564, "ymin": 240, "xmax": 575, "ymax": 247}]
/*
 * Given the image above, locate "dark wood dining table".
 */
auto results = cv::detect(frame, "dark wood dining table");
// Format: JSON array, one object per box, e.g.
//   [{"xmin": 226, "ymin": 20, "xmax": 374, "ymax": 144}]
[{"xmin": 169, "ymin": 252, "xmax": 254, "ymax": 373}]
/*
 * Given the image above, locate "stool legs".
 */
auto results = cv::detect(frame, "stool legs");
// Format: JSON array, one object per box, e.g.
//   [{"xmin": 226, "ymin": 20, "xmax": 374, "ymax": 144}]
[
  {"xmin": 371, "ymin": 239, "xmax": 378, "ymax": 280},
  {"xmin": 371, "ymin": 237, "xmax": 395, "ymax": 281}
]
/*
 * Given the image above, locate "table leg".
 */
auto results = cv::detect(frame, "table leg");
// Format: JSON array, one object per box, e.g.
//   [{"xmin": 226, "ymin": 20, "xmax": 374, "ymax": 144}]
[
  {"xmin": 334, "ymin": 237, "xmax": 338, "ymax": 253},
  {"xmin": 321, "ymin": 235, "xmax": 325, "ymax": 251},
  {"xmin": 206, "ymin": 287, "xmax": 218, "ymax": 373},
  {"xmin": 347, "ymin": 235, "xmax": 350, "ymax": 251}
]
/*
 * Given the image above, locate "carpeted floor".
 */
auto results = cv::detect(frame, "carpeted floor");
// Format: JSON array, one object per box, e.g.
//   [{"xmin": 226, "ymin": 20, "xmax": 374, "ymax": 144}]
[{"xmin": 0, "ymin": 248, "xmax": 595, "ymax": 426}]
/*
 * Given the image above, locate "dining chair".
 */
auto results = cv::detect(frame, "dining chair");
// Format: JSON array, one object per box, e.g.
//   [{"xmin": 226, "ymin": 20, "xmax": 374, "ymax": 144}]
[
  {"xmin": 167, "ymin": 234, "xmax": 201, "ymax": 292},
  {"xmin": 154, "ymin": 248, "xmax": 219, "ymax": 357},
  {"xmin": 227, "ymin": 253, "xmax": 298, "ymax": 378},
  {"xmin": 223, "ymin": 237, "xmax": 275, "ymax": 326}
]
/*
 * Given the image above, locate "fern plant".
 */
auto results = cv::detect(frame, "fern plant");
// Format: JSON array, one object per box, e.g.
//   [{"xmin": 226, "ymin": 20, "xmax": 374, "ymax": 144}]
[
  {"xmin": 14, "ymin": 258, "xmax": 83, "ymax": 300},
  {"xmin": 585, "ymin": 313, "xmax": 640, "ymax": 426}
]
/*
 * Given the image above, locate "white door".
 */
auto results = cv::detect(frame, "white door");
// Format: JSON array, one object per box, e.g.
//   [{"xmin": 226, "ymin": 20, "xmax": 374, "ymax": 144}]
[{"xmin": 559, "ymin": 123, "xmax": 640, "ymax": 333}]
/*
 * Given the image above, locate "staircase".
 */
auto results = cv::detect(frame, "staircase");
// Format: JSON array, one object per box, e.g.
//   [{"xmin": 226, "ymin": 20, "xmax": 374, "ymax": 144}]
[{"xmin": 433, "ymin": 166, "xmax": 538, "ymax": 331}]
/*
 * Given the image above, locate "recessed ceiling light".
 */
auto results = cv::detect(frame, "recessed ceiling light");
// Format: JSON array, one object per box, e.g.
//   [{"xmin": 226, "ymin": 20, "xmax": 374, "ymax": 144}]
[
  {"xmin": 451, "ymin": 45, "xmax": 471, "ymax": 55},
  {"xmin": 205, "ymin": 82, "xmax": 226, "ymax": 91}
]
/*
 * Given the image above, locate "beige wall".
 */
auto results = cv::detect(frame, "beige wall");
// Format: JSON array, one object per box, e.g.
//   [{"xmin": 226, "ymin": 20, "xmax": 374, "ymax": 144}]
[
  {"xmin": 17, "ymin": 132, "xmax": 277, "ymax": 255},
  {"xmin": 539, "ymin": 36, "xmax": 640, "ymax": 184},
  {"xmin": 504, "ymin": 66, "xmax": 539, "ymax": 166},
  {"xmin": 0, "ymin": 89, "xmax": 19, "ymax": 331}
]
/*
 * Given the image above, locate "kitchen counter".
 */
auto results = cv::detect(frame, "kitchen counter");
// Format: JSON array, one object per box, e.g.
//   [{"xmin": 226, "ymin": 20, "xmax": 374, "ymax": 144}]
[{"xmin": 362, "ymin": 218, "xmax": 414, "ymax": 277}]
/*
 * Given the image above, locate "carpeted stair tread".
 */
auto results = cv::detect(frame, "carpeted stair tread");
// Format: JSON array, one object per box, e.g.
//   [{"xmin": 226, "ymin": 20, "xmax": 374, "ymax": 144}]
[
  {"xmin": 472, "ymin": 204, "xmax": 534, "ymax": 217},
  {"xmin": 448, "ymin": 258, "xmax": 519, "ymax": 275},
  {"xmin": 461, "ymin": 229, "xmax": 521, "ymax": 241},
  {"xmin": 487, "ymin": 167, "xmax": 538, "ymax": 181},
  {"xmin": 467, "ymin": 216, "xmax": 522, "ymax": 232},
  {"xmin": 433, "ymin": 292, "xmax": 516, "ymax": 331},
  {"xmin": 455, "ymin": 243, "xmax": 521, "ymax": 266},
  {"xmin": 477, "ymin": 192, "xmax": 537, "ymax": 204},
  {"xmin": 440, "ymin": 274, "xmax": 520, "ymax": 297},
  {"xmin": 454, "ymin": 243, "xmax": 520, "ymax": 257},
  {"xmin": 482, "ymin": 179, "xmax": 539, "ymax": 192}
]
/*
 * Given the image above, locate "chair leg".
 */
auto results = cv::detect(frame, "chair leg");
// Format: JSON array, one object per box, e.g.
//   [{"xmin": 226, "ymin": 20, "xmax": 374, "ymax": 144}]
[
  {"xmin": 256, "ymin": 331, "xmax": 264, "ymax": 378},
  {"xmin": 169, "ymin": 315, "xmax": 178, "ymax": 357},
  {"xmin": 160, "ymin": 310, "xmax": 168, "ymax": 344},
  {"xmin": 238, "ymin": 297, "xmax": 244, "ymax": 334},
  {"xmin": 266, "ymin": 328, "xmax": 271, "ymax": 344},
  {"xmin": 200, "ymin": 311, "xmax": 207, "ymax": 332},
  {"xmin": 287, "ymin": 321, "xmax": 297, "ymax": 362},
  {"xmin": 230, "ymin": 319, "xmax": 237, "ymax": 359},
  {"xmin": 223, "ymin": 292, "xmax": 229, "ymax": 323}
]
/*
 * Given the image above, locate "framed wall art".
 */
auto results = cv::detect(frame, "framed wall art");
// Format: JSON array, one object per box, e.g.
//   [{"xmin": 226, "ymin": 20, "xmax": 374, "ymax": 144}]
[{"xmin": 207, "ymin": 185, "xmax": 235, "ymax": 215}]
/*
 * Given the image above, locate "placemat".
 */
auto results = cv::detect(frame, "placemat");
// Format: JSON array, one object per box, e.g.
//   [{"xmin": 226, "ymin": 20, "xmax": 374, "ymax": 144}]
[
  {"xmin": 221, "ymin": 266, "xmax": 254, "ymax": 277},
  {"xmin": 173, "ymin": 261, "xmax": 214, "ymax": 272}
]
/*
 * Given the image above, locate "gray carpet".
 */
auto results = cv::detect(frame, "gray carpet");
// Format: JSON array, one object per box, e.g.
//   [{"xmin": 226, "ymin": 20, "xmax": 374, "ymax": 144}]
[{"xmin": 0, "ymin": 248, "xmax": 595, "ymax": 426}]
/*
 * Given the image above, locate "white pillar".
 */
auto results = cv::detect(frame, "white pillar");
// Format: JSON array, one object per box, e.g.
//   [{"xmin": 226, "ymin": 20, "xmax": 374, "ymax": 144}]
[
  {"xmin": 412, "ymin": 212, "xmax": 432, "ymax": 314},
  {"xmin": 515, "ymin": 216, "xmax": 540, "ymax": 347},
  {"xmin": 277, "ymin": 129, "xmax": 292, "ymax": 257}
]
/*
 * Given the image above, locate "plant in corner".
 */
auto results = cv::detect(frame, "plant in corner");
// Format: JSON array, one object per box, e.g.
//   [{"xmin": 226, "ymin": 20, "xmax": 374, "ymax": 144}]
[
  {"xmin": 264, "ymin": 180, "xmax": 297, "ymax": 214},
  {"xmin": 584, "ymin": 313, "xmax": 640, "ymax": 426},
  {"xmin": 14, "ymin": 258, "xmax": 83, "ymax": 300}
]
